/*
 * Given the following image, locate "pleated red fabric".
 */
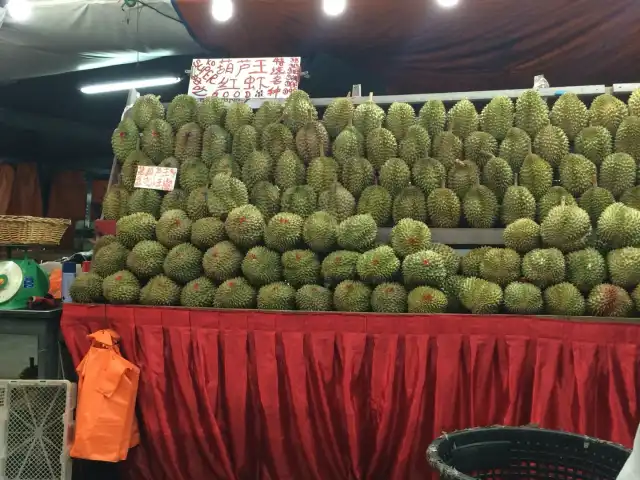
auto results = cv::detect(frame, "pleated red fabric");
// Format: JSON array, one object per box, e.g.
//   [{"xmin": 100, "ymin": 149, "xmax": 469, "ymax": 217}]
[{"xmin": 61, "ymin": 305, "xmax": 640, "ymax": 480}]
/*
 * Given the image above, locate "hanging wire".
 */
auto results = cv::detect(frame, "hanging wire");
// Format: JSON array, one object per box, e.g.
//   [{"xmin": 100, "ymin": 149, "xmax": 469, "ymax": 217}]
[{"xmin": 121, "ymin": 0, "xmax": 183, "ymax": 24}]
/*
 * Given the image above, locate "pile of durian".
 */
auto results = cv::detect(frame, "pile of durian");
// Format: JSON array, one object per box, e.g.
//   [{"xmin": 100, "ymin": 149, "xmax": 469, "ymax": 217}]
[{"xmin": 69, "ymin": 88, "xmax": 640, "ymax": 317}]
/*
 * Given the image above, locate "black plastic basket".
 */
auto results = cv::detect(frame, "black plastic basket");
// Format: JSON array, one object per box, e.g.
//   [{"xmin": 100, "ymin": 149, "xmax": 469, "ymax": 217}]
[{"xmin": 427, "ymin": 426, "xmax": 631, "ymax": 479}]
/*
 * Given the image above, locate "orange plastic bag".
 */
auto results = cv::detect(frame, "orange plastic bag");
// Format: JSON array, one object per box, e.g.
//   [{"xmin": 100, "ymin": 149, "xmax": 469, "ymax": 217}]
[
  {"xmin": 71, "ymin": 329, "xmax": 140, "ymax": 462},
  {"xmin": 48, "ymin": 268, "xmax": 62, "ymax": 299}
]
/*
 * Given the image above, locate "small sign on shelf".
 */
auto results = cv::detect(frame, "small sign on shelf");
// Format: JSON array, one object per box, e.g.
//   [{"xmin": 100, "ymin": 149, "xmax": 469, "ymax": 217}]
[{"xmin": 134, "ymin": 166, "xmax": 177, "ymax": 191}]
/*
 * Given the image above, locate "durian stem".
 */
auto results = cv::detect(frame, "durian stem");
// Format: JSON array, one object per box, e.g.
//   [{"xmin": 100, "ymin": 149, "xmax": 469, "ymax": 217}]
[
  {"xmin": 514, "ymin": 173, "xmax": 519, "ymax": 187},
  {"xmin": 592, "ymin": 173, "xmax": 598, "ymax": 187},
  {"xmin": 319, "ymin": 142, "xmax": 324, "ymax": 158},
  {"xmin": 136, "ymin": 135, "xmax": 141, "ymax": 151},
  {"xmin": 560, "ymin": 196, "xmax": 566, "ymax": 207},
  {"xmin": 440, "ymin": 178, "xmax": 446, "ymax": 189},
  {"xmin": 369, "ymin": 92, "xmax": 373, "ymax": 102}
]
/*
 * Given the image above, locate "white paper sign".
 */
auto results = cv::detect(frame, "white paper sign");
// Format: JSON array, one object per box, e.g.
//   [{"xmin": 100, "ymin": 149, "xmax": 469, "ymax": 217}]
[
  {"xmin": 134, "ymin": 166, "xmax": 177, "ymax": 191},
  {"xmin": 188, "ymin": 57, "xmax": 301, "ymax": 100}
]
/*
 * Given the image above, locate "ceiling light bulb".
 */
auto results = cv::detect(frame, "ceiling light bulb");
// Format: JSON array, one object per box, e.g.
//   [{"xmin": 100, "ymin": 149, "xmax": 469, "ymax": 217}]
[
  {"xmin": 211, "ymin": 0, "xmax": 233, "ymax": 22},
  {"xmin": 323, "ymin": 0, "xmax": 346, "ymax": 16},
  {"xmin": 436, "ymin": 0, "xmax": 459, "ymax": 7},
  {"xmin": 6, "ymin": 0, "xmax": 32, "ymax": 21}
]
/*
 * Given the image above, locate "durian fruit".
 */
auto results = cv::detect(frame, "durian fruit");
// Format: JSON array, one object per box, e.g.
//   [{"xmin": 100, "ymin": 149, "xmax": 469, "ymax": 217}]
[
  {"xmin": 540, "ymin": 200, "xmax": 592, "ymax": 252},
  {"xmin": 521, "ymin": 248, "xmax": 565, "ymax": 288},
  {"xmin": 250, "ymin": 181, "xmax": 280, "ymax": 222},
  {"xmin": 130, "ymin": 94, "xmax": 164, "ymax": 130},
  {"xmin": 482, "ymin": 156, "xmax": 513, "ymax": 201},
  {"xmin": 333, "ymin": 125, "xmax": 365, "ymax": 167},
  {"xmin": 615, "ymin": 116, "xmax": 640, "ymax": 162},
  {"xmin": 196, "ymin": 96, "xmax": 226, "ymax": 129},
  {"xmin": 599, "ymin": 152, "xmax": 636, "ymax": 199},
  {"xmin": 621, "ymin": 186, "xmax": 640, "ymax": 210},
  {"xmin": 91, "ymin": 241, "xmax": 128, "ymax": 277},
  {"xmin": 632, "ymin": 285, "xmax": 640, "ymax": 312},
  {"xmin": 432, "ymin": 130, "xmax": 463, "ymax": 171},
  {"xmin": 126, "ymin": 240, "xmax": 167, "ymax": 280},
  {"xmin": 519, "ymin": 153, "xmax": 553, "ymax": 201},
  {"xmin": 558, "ymin": 153, "xmax": 597, "ymax": 197},
  {"xmin": 386, "ymin": 102, "xmax": 416, "ymax": 142},
  {"xmin": 460, "ymin": 247, "xmax": 491, "ymax": 276},
  {"xmin": 163, "ymin": 243, "xmax": 203, "ymax": 284},
  {"xmin": 69, "ymin": 272, "xmax": 104, "ymax": 304},
  {"xmin": 587, "ymin": 284, "xmax": 633, "ymax": 317},
  {"xmin": 353, "ymin": 93, "xmax": 385, "ymax": 140},
  {"xmin": 116, "ymin": 212, "xmax": 156, "ymax": 248},
  {"xmin": 392, "ymin": 186, "xmax": 427, "ymax": 223},
  {"xmin": 296, "ymin": 285, "xmax": 333, "ymax": 311},
  {"xmin": 549, "ymin": 92, "xmax": 588, "ymax": 141},
  {"xmin": 156, "ymin": 209, "xmax": 192, "ymax": 248},
  {"xmin": 629, "ymin": 89, "xmax": 640, "ymax": 116},
  {"xmin": 231, "ymin": 125, "xmax": 258, "ymax": 166},
  {"xmin": 503, "ymin": 219, "xmax": 540, "ymax": 253},
  {"xmin": 340, "ymin": 156, "xmax": 375, "ymax": 197},
  {"xmin": 121, "ymin": 148, "xmax": 153, "ymax": 191},
  {"xmin": 333, "ymin": 280, "xmax": 371, "ymax": 312},
  {"xmin": 607, "ymin": 247, "xmax": 640, "ymax": 289},
  {"xmin": 499, "ymin": 127, "xmax": 531, "ymax": 173},
  {"xmin": 214, "ymin": 277, "xmax": 257, "ymax": 309},
  {"xmin": 390, "ymin": 218, "xmax": 431, "ymax": 258},
  {"xmin": 458, "ymin": 277, "xmax": 503, "ymax": 314},
  {"xmin": 260, "ymin": 123, "xmax": 294, "ymax": 161},
  {"xmin": 128, "ymin": 189, "xmax": 162, "ymax": 218},
  {"xmin": 578, "ymin": 176, "xmax": 615, "ymax": 225},
  {"xmin": 412, "ymin": 157, "xmax": 446, "ymax": 198},
  {"xmin": 574, "ymin": 126, "xmax": 612, "ymax": 167},
  {"xmin": 544, "ymin": 283, "xmax": 585, "ymax": 316},
  {"xmin": 418, "ymin": 100, "xmax": 446, "ymax": 138},
  {"xmin": 202, "ymin": 241, "xmax": 243, "ymax": 282},
  {"xmin": 207, "ymin": 173, "xmax": 249, "ymax": 219},
  {"xmin": 446, "ymin": 99, "xmax": 478, "ymax": 140},
  {"xmin": 209, "ymin": 154, "xmax": 240, "ymax": 179},
  {"xmin": 356, "ymin": 245, "xmax": 400, "ymax": 284},
  {"xmin": 407, "ymin": 286, "xmax": 448, "ymax": 313},
  {"xmin": 224, "ymin": 204, "xmax": 266, "ymax": 248},
  {"xmin": 253, "ymin": 101, "xmax": 283, "ymax": 136},
  {"xmin": 447, "ymin": 160, "xmax": 480, "ymax": 200},
  {"xmin": 282, "ymin": 249, "xmax": 321, "ymax": 287},
  {"xmin": 537, "ymin": 186, "xmax": 576, "ymax": 222},
  {"xmin": 357, "ymin": 186, "xmax": 392, "ymax": 226},
  {"xmin": 191, "ymin": 217, "xmax": 226, "ymax": 250},
  {"xmin": 224, "ymin": 102, "xmax": 254, "ymax": 136},
  {"xmin": 566, "ymin": 248, "xmax": 607, "ymax": 294},
  {"xmin": 280, "ymin": 185, "xmax": 317, "ymax": 218},
  {"xmin": 321, "ymin": 250, "xmax": 361, "ymax": 286},
  {"xmin": 463, "ymin": 184, "xmax": 498, "ymax": 228},
  {"xmin": 306, "ymin": 153, "xmax": 339, "ymax": 194},
  {"xmin": 464, "ymin": 131, "xmax": 498, "ymax": 168},
  {"xmin": 141, "ymin": 119, "xmax": 173, "ymax": 164},
  {"xmin": 274, "ymin": 150, "xmax": 306, "ymax": 191},
  {"xmin": 241, "ymin": 246, "xmax": 282, "ymax": 287},
  {"xmin": 440, "ymin": 274, "xmax": 466, "ymax": 312},
  {"xmin": 427, "ymin": 181, "xmax": 461, "ymax": 228},
  {"xmin": 402, "ymin": 250, "xmax": 447, "ymax": 287},
  {"xmin": 166, "ymin": 94, "xmax": 197, "ymax": 131},
  {"xmin": 589, "ymin": 93, "xmax": 628, "ymax": 136},
  {"xmin": 111, "ymin": 118, "xmax": 139, "ymax": 163},
  {"xmin": 303, "ymin": 211, "xmax": 338, "ymax": 253},
  {"xmin": 257, "ymin": 282, "xmax": 296, "ymax": 310},
  {"xmin": 371, "ymin": 283, "xmax": 408, "ymax": 313},
  {"xmin": 318, "ymin": 183, "xmax": 356, "ymax": 222},
  {"xmin": 180, "ymin": 277, "xmax": 216, "ymax": 307},
  {"xmin": 323, "ymin": 96, "xmax": 355, "ymax": 138},
  {"xmin": 380, "ymin": 158, "xmax": 411, "ymax": 196},
  {"xmin": 514, "ymin": 90, "xmax": 550, "ymax": 138},
  {"xmin": 503, "ymin": 282, "xmax": 543, "ymax": 314},
  {"xmin": 242, "ymin": 150, "xmax": 273, "ymax": 190},
  {"xmin": 102, "ymin": 185, "xmax": 129, "ymax": 220},
  {"xmin": 158, "ymin": 156, "xmax": 180, "ymax": 170},
  {"xmin": 596, "ymin": 203, "xmax": 640, "ymax": 249},
  {"xmin": 295, "ymin": 121, "xmax": 330, "ymax": 164},
  {"xmin": 282, "ymin": 90, "xmax": 318, "ymax": 134},
  {"xmin": 532, "ymin": 125, "xmax": 569, "ymax": 169},
  {"xmin": 179, "ymin": 157, "xmax": 209, "ymax": 193},
  {"xmin": 501, "ymin": 174, "xmax": 536, "ymax": 226},
  {"xmin": 479, "ymin": 248, "xmax": 521, "ymax": 286},
  {"xmin": 427, "ymin": 242, "xmax": 460, "ymax": 275},
  {"xmin": 399, "ymin": 125, "xmax": 431, "ymax": 168},
  {"xmin": 336, "ymin": 214, "xmax": 378, "ymax": 252},
  {"xmin": 103, "ymin": 271, "xmax": 140, "ymax": 305},
  {"xmin": 479, "ymin": 96, "xmax": 514, "ymax": 141},
  {"xmin": 93, "ymin": 235, "xmax": 117, "ymax": 254},
  {"xmin": 264, "ymin": 212, "xmax": 304, "ymax": 252},
  {"xmin": 366, "ymin": 127, "xmax": 398, "ymax": 170}
]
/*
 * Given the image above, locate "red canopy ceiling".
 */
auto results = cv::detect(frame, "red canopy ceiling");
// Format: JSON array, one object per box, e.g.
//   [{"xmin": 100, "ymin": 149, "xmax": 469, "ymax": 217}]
[{"xmin": 172, "ymin": 0, "xmax": 640, "ymax": 93}]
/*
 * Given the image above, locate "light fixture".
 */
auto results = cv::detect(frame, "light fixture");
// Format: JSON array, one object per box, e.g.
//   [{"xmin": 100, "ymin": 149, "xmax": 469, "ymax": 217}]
[
  {"xmin": 80, "ymin": 76, "xmax": 181, "ymax": 95},
  {"xmin": 436, "ymin": 0, "xmax": 459, "ymax": 7},
  {"xmin": 323, "ymin": 0, "xmax": 346, "ymax": 16},
  {"xmin": 211, "ymin": 0, "xmax": 233, "ymax": 22},
  {"xmin": 5, "ymin": 0, "xmax": 32, "ymax": 22}
]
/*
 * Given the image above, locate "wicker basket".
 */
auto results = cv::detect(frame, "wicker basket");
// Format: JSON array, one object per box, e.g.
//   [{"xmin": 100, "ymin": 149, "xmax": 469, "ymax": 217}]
[
  {"xmin": 0, "ymin": 216, "xmax": 72, "ymax": 246},
  {"xmin": 427, "ymin": 426, "xmax": 630, "ymax": 480}
]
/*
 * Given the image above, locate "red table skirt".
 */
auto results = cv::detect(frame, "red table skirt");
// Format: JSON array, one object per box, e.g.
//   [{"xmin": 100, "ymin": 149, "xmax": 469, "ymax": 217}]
[{"xmin": 61, "ymin": 304, "xmax": 640, "ymax": 480}]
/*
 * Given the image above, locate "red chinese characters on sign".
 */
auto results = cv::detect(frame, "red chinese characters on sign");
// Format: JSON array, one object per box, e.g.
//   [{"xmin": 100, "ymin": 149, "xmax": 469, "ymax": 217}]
[
  {"xmin": 134, "ymin": 166, "xmax": 177, "ymax": 192},
  {"xmin": 188, "ymin": 57, "xmax": 301, "ymax": 99}
]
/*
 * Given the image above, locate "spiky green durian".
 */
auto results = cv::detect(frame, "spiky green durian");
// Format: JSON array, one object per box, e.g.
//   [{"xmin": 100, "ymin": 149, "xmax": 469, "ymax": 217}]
[
  {"xmin": 521, "ymin": 248, "xmax": 565, "ymax": 288},
  {"xmin": 427, "ymin": 183, "xmax": 461, "ymax": 228},
  {"xmin": 280, "ymin": 185, "xmax": 317, "ymax": 218},
  {"xmin": 353, "ymin": 93, "xmax": 385, "ymax": 139},
  {"xmin": 519, "ymin": 153, "xmax": 553, "ymax": 200},
  {"xmin": 130, "ymin": 94, "xmax": 164, "ymax": 131},
  {"xmin": 540, "ymin": 201, "xmax": 592, "ymax": 252},
  {"xmin": 621, "ymin": 186, "xmax": 640, "ymax": 211},
  {"xmin": 432, "ymin": 130, "xmax": 463, "ymax": 171},
  {"xmin": 499, "ymin": 127, "xmax": 531, "ymax": 173},
  {"xmin": 231, "ymin": 124, "xmax": 258, "ymax": 166},
  {"xmin": 242, "ymin": 150, "xmax": 273, "ymax": 190},
  {"xmin": 371, "ymin": 283, "xmax": 408, "ymax": 313},
  {"xmin": 295, "ymin": 120, "xmax": 330, "ymax": 164},
  {"xmin": 209, "ymin": 154, "xmax": 240, "ymax": 179},
  {"xmin": 579, "ymin": 178, "xmax": 616, "ymax": 225},
  {"xmin": 607, "ymin": 247, "xmax": 640, "ymax": 289},
  {"xmin": 537, "ymin": 186, "xmax": 576, "ymax": 222},
  {"xmin": 274, "ymin": 150, "xmax": 306, "ymax": 191},
  {"xmin": 303, "ymin": 211, "xmax": 338, "ymax": 253},
  {"xmin": 402, "ymin": 250, "xmax": 447, "ymax": 287},
  {"xmin": 464, "ymin": 131, "xmax": 498, "ymax": 168},
  {"xmin": 460, "ymin": 247, "xmax": 492, "ymax": 276},
  {"xmin": 323, "ymin": 96, "xmax": 355, "ymax": 138},
  {"xmin": 549, "ymin": 92, "xmax": 588, "ymax": 141},
  {"xmin": 479, "ymin": 248, "xmax": 521, "ymax": 286},
  {"xmin": 127, "ymin": 189, "xmax": 161, "ymax": 218},
  {"xmin": 224, "ymin": 204, "xmax": 265, "ymax": 248},
  {"xmin": 120, "ymin": 149, "xmax": 153, "ymax": 191},
  {"xmin": 558, "ymin": 153, "xmax": 597, "ymax": 197},
  {"xmin": 224, "ymin": 102, "xmax": 254, "ymax": 136},
  {"xmin": 399, "ymin": 125, "xmax": 431, "ymax": 167},
  {"xmin": 296, "ymin": 285, "xmax": 333, "ymax": 311},
  {"xmin": 241, "ymin": 246, "xmax": 282, "ymax": 287},
  {"xmin": 179, "ymin": 157, "xmax": 209, "ymax": 193},
  {"xmin": 260, "ymin": 122, "xmax": 294, "ymax": 160},
  {"xmin": 202, "ymin": 241, "xmax": 243, "ymax": 282},
  {"xmin": 482, "ymin": 156, "xmax": 513, "ymax": 201},
  {"xmin": 479, "ymin": 96, "xmax": 513, "ymax": 141},
  {"xmin": 503, "ymin": 218, "xmax": 540, "ymax": 253},
  {"xmin": 503, "ymin": 282, "xmax": 543, "ymax": 314},
  {"xmin": 180, "ymin": 277, "xmax": 216, "ymax": 308},
  {"xmin": 514, "ymin": 90, "xmax": 550, "ymax": 138},
  {"xmin": 103, "ymin": 270, "xmax": 140, "ymax": 305},
  {"xmin": 111, "ymin": 118, "xmax": 139, "ymax": 164},
  {"xmin": 587, "ymin": 284, "xmax": 633, "ymax": 317},
  {"xmin": 91, "ymin": 241, "xmax": 128, "ymax": 277},
  {"xmin": 501, "ymin": 175, "xmax": 536, "ymax": 226},
  {"xmin": 116, "ymin": 212, "xmax": 156, "ymax": 248},
  {"xmin": 207, "ymin": 173, "xmax": 249, "ymax": 219},
  {"xmin": 333, "ymin": 125, "xmax": 365, "ymax": 167},
  {"xmin": 333, "ymin": 280, "xmax": 371, "ymax": 312},
  {"xmin": 428, "ymin": 243, "xmax": 460, "ymax": 275},
  {"xmin": 102, "ymin": 185, "xmax": 129, "ymax": 221},
  {"xmin": 366, "ymin": 127, "xmax": 398, "ymax": 170},
  {"xmin": 597, "ymin": 203, "xmax": 640, "ymax": 249},
  {"xmin": 356, "ymin": 245, "xmax": 400, "ymax": 283},
  {"xmin": 407, "ymin": 286, "xmax": 448, "ymax": 313},
  {"xmin": 446, "ymin": 99, "xmax": 478, "ymax": 140},
  {"xmin": 321, "ymin": 250, "xmax": 361, "ymax": 286},
  {"xmin": 126, "ymin": 240, "xmax": 167, "ymax": 280},
  {"xmin": 357, "ymin": 186, "xmax": 392, "ymax": 226},
  {"xmin": 379, "ymin": 158, "xmax": 411, "ymax": 196},
  {"xmin": 196, "ymin": 96, "xmax": 226, "ymax": 128},
  {"xmin": 393, "ymin": 186, "xmax": 428, "ymax": 223},
  {"xmin": 306, "ymin": 154, "xmax": 339, "ymax": 194},
  {"xmin": 336, "ymin": 214, "xmax": 378, "ymax": 252},
  {"xmin": 589, "ymin": 93, "xmax": 628, "ymax": 136},
  {"xmin": 418, "ymin": 100, "xmax": 446, "ymax": 138},
  {"xmin": 264, "ymin": 212, "xmax": 304, "ymax": 252},
  {"xmin": 215, "ymin": 277, "xmax": 257, "ymax": 309},
  {"xmin": 629, "ymin": 89, "xmax": 640, "ymax": 116},
  {"xmin": 174, "ymin": 122, "xmax": 202, "ymax": 162},
  {"xmin": 412, "ymin": 157, "xmax": 446, "ymax": 198},
  {"xmin": 70, "ymin": 272, "xmax": 104, "ymax": 304},
  {"xmin": 257, "ymin": 282, "xmax": 296, "ymax": 310},
  {"xmin": 566, "ymin": 248, "xmax": 607, "ymax": 294},
  {"xmin": 463, "ymin": 184, "xmax": 498, "ymax": 228},
  {"xmin": 250, "ymin": 181, "xmax": 280, "ymax": 221},
  {"xmin": 447, "ymin": 160, "xmax": 480, "ymax": 200},
  {"xmin": 318, "ymin": 183, "xmax": 356, "ymax": 222},
  {"xmin": 390, "ymin": 218, "xmax": 431, "ymax": 258},
  {"xmin": 282, "ymin": 90, "xmax": 318, "ymax": 134},
  {"xmin": 155, "ymin": 209, "xmax": 192, "ymax": 248},
  {"xmin": 340, "ymin": 156, "xmax": 374, "ymax": 197},
  {"xmin": 386, "ymin": 102, "xmax": 416, "ymax": 142},
  {"xmin": 599, "ymin": 153, "xmax": 636, "ymax": 199},
  {"xmin": 458, "ymin": 277, "xmax": 503, "ymax": 314},
  {"xmin": 615, "ymin": 115, "xmax": 640, "ymax": 162},
  {"xmin": 190, "ymin": 217, "xmax": 226, "ymax": 250},
  {"xmin": 574, "ymin": 126, "xmax": 612, "ymax": 167},
  {"xmin": 544, "ymin": 283, "xmax": 585, "ymax": 316},
  {"xmin": 167, "ymin": 94, "xmax": 197, "ymax": 130},
  {"xmin": 163, "ymin": 243, "xmax": 203, "ymax": 284},
  {"xmin": 532, "ymin": 125, "xmax": 569, "ymax": 169},
  {"xmin": 253, "ymin": 101, "xmax": 283, "ymax": 136}
]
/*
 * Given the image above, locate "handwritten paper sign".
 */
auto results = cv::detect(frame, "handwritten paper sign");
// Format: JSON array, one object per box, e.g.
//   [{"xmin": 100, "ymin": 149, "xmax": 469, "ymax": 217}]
[
  {"xmin": 134, "ymin": 166, "xmax": 177, "ymax": 191},
  {"xmin": 188, "ymin": 57, "xmax": 301, "ymax": 100}
]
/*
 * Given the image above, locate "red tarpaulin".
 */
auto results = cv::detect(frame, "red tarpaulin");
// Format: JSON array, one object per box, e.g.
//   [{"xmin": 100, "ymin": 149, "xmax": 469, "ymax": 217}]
[{"xmin": 62, "ymin": 304, "xmax": 640, "ymax": 480}]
